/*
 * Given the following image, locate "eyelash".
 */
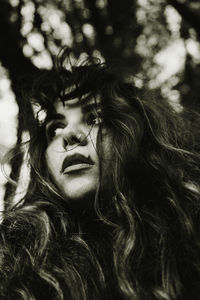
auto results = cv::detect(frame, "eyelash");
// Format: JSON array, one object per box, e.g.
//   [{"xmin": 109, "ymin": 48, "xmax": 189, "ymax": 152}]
[
  {"xmin": 46, "ymin": 111, "xmax": 103, "ymax": 140},
  {"xmin": 86, "ymin": 110, "xmax": 103, "ymax": 126},
  {"xmin": 46, "ymin": 122, "xmax": 65, "ymax": 140}
]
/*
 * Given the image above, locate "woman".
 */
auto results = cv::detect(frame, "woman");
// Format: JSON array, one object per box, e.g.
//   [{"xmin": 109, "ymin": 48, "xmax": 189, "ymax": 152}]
[{"xmin": 0, "ymin": 52, "xmax": 200, "ymax": 300}]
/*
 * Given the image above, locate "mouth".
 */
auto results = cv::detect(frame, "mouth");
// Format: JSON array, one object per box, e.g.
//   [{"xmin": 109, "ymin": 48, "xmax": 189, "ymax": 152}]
[{"xmin": 61, "ymin": 153, "xmax": 94, "ymax": 174}]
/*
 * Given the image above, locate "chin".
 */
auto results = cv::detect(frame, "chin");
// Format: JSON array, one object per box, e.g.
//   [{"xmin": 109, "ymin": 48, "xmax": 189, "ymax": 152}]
[
  {"xmin": 59, "ymin": 170, "xmax": 97, "ymax": 196},
  {"xmin": 61, "ymin": 180, "xmax": 98, "ymax": 202}
]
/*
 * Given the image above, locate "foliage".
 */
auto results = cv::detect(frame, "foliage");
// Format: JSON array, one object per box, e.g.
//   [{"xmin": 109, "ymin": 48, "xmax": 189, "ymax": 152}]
[{"xmin": 1, "ymin": 0, "xmax": 200, "ymax": 104}]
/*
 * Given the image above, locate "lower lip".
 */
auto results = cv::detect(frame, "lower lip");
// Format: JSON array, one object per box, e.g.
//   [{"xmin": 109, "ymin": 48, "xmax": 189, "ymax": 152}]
[{"xmin": 63, "ymin": 163, "xmax": 93, "ymax": 174}]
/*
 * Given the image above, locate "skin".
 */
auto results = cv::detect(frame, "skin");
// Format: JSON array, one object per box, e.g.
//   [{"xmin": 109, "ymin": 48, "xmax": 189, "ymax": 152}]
[{"xmin": 45, "ymin": 97, "xmax": 112, "ymax": 202}]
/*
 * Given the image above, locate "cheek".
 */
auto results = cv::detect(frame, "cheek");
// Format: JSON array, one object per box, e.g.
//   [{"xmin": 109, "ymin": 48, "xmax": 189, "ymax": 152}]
[
  {"xmin": 45, "ymin": 149, "xmax": 53, "ymax": 175},
  {"xmin": 89, "ymin": 127, "xmax": 98, "ymax": 143},
  {"xmin": 45, "ymin": 144, "xmax": 61, "ymax": 176},
  {"xmin": 87, "ymin": 128, "xmax": 99, "ymax": 154}
]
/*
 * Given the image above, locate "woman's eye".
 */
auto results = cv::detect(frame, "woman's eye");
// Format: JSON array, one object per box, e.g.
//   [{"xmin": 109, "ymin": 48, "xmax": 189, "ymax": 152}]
[
  {"xmin": 87, "ymin": 111, "xmax": 103, "ymax": 126},
  {"xmin": 46, "ymin": 123, "xmax": 65, "ymax": 140}
]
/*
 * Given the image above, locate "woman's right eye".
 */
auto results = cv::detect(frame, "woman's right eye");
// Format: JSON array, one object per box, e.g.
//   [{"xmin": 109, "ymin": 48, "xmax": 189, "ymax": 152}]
[
  {"xmin": 86, "ymin": 110, "xmax": 104, "ymax": 126},
  {"xmin": 46, "ymin": 122, "xmax": 65, "ymax": 140}
]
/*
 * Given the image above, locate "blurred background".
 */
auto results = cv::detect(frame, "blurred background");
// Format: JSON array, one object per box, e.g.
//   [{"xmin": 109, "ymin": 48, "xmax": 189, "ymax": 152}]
[{"xmin": 0, "ymin": 0, "xmax": 200, "ymax": 210}]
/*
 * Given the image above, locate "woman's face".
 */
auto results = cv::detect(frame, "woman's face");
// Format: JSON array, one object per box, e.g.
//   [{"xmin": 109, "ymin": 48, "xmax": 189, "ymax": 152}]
[{"xmin": 45, "ymin": 97, "xmax": 112, "ymax": 202}]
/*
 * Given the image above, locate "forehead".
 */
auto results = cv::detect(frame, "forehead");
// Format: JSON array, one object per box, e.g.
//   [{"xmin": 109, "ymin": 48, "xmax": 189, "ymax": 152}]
[
  {"xmin": 42, "ymin": 95, "xmax": 102, "ymax": 125},
  {"xmin": 54, "ymin": 96, "xmax": 101, "ymax": 114},
  {"xmin": 54, "ymin": 98, "xmax": 81, "ymax": 113}
]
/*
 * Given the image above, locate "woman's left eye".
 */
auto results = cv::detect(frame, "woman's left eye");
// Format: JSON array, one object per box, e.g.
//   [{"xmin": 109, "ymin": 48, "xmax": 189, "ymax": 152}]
[
  {"xmin": 46, "ymin": 122, "xmax": 65, "ymax": 140},
  {"xmin": 86, "ymin": 111, "xmax": 103, "ymax": 126}
]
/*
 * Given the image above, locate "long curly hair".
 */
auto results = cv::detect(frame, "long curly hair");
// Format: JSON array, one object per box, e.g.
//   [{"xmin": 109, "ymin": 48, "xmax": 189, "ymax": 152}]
[{"xmin": 1, "ymin": 52, "xmax": 200, "ymax": 300}]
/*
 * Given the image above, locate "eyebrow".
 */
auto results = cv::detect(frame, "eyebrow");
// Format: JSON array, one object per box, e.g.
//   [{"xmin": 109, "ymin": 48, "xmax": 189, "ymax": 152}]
[
  {"xmin": 82, "ymin": 101, "xmax": 102, "ymax": 113},
  {"xmin": 45, "ymin": 113, "xmax": 65, "ymax": 125},
  {"xmin": 81, "ymin": 94, "xmax": 102, "ymax": 112},
  {"xmin": 45, "ymin": 98, "xmax": 102, "ymax": 125}
]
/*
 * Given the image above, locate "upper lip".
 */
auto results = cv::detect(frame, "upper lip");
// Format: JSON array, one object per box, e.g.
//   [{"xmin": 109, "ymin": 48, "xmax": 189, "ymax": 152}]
[{"xmin": 61, "ymin": 153, "xmax": 94, "ymax": 173}]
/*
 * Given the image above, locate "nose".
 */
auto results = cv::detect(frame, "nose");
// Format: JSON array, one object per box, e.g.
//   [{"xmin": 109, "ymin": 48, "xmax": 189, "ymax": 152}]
[{"xmin": 62, "ymin": 125, "xmax": 87, "ymax": 149}]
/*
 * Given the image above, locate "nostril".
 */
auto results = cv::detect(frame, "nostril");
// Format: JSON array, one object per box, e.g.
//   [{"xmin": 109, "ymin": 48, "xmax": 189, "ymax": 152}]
[
  {"xmin": 62, "ymin": 138, "xmax": 68, "ymax": 149},
  {"xmin": 71, "ymin": 136, "xmax": 81, "ymax": 144},
  {"xmin": 62, "ymin": 131, "xmax": 87, "ymax": 148}
]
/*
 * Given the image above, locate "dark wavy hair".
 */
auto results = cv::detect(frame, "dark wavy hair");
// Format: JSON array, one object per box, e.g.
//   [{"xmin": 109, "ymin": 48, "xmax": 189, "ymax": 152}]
[{"xmin": 1, "ymin": 52, "xmax": 200, "ymax": 300}]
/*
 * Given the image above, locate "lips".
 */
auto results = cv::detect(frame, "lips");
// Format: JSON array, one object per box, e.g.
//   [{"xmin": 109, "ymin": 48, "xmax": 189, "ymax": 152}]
[{"xmin": 61, "ymin": 153, "xmax": 94, "ymax": 174}]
